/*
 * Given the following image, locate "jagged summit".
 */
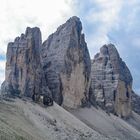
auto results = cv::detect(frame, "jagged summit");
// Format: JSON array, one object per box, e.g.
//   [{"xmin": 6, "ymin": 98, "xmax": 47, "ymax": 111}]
[
  {"xmin": 50, "ymin": 16, "xmax": 83, "ymax": 43},
  {"xmin": 57, "ymin": 16, "xmax": 82, "ymax": 30},
  {"xmin": 99, "ymin": 44, "xmax": 132, "ymax": 84},
  {"xmin": 25, "ymin": 27, "xmax": 40, "ymax": 35},
  {"xmin": 63, "ymin": 16, "xmax": 81, "ymax": 26},
  {"xmin": 69, "ymin": 16, "xmax": 80, "ymax": 21},
  {"xmin": 99, "ymin": 44, "xmax": 119, "ymax": 56},
  {"xmin": 8, "ymin": 27, "xmax": 41, "ymax": 49},
  {"xmin": 65, "ymin": 16, "xmax": 82, "ymax": 31}
]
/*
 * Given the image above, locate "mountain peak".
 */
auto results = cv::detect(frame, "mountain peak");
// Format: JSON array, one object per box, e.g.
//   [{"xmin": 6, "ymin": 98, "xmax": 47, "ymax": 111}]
[
  {"xmin": 55, "ymin": 16, "xmax": 82, "ymax": 36},
  {"xmin": 25, "ymin": 27, "xmax": 41, "ymax": 36},
  {"xmin": 68, "ymin": 16, "xmax": 80, "ymax": 22},
  {"xmin": 90, "ymin": 44, "xmax": 132, "ymax": 118},
  {"xmin": 41, "ymin": 16, "xmax": 90, "ymax": 108}
]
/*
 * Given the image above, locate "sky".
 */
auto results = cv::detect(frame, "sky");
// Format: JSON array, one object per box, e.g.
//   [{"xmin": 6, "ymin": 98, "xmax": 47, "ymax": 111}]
[{"xmin": 0, "ymin": 0, "xmax": 140, "ymax": 94}]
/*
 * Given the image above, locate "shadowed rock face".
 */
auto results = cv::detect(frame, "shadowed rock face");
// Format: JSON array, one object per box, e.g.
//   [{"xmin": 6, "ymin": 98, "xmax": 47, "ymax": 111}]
[
  {"xmin": 41, "ymin": 16, "xmax": 91, "ymax": 108},
  {"xmin": 132, "ymin": 91, "xmax": 140, "ymax": 115},
  {"xmin": 90, "ymin": 44, "xmax": 132, "ymax": 118},
  {"xmin": 1, "ymin": 27, "xmax": 50, "ymax": 97}
]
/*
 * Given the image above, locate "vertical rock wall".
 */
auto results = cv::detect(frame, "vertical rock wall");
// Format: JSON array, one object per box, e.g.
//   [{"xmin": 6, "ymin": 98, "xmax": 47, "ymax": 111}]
[
  {"xmin": 1, "ymin": 27, "xmax": 50, "ymax": 97},
  {"xmin": 90, "ymin": 44, "xmax": 132, "ymax": 117},
  {"xmin": 41, "ymin": 17, "xmax": 91, "ymax": 108}
]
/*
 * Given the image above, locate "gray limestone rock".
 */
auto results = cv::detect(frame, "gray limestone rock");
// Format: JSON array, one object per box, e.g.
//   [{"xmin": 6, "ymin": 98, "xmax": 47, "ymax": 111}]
[
  {"xmin": 41, "ymin": 16, "xmax": 91, "ymax": 108},
  {"xmin": 90, "ymin": 44, "xmax": 132, "ymax": 118},
  {"xmin": 1, "ymin": 27, "xmax": 50, "ymax": 97},
  {"xmin": 132, "ymin": 91, "xmax": 140, "ymax": 115}
]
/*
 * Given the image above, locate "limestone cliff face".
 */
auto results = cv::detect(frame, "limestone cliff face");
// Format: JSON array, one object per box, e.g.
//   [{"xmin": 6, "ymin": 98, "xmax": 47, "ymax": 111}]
[
  {"xmin": 1, "ymin": 27, "xmax": 50, "ymax": 97},
  {"xmin": 41, "ymin": 17, "xmax": 91, "ymax": 108},
  {"xmin": 132, "ymin": 91, "xmax": 140, "ymax": 115},
  {"xmin": 90, "ymin": 44, "xmax": 132, "ymax": 118}
]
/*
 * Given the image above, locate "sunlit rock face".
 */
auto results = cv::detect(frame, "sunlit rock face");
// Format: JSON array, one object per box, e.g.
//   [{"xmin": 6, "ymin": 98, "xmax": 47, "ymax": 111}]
[
  {"xmin": 41, "ymin": 16, "xmax": 91, "ymax": 108},
  {"xmin": 90, "ymin": 44, "xmax": 132, "ymax": 118},
  {"xmin": 1, "ymin": 27, "xmax": 50, "ymax": 97}
]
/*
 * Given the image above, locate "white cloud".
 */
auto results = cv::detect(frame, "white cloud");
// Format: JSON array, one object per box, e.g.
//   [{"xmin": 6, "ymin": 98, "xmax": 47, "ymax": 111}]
[
  {"xmin": 0, "ymin": 60, "xmax": 5, "ymax": 69},
  {"xmin": 0, "ymin": 48, "xmax": 5, "ymax": 56},
  {"xmin": 83, "ymin": 0, "xmax": 123, "ymax": 57},
  {"xmin": 0, "ymin": 60, "xmax": 5, "ymax": 85},
  {"xmin": 0, "ymin": 0, "xmax": 74, "ymax": 52}
]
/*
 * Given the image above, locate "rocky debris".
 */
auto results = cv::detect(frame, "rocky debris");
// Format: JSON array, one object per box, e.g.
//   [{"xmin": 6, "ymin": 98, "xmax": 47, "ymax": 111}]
[
  {"xmin": 90, "ymin": 44, "xmax": 132, "ymax": 118},
  {"xmin": 41, "ymin": 16, "xmax": 91, "ymax": 108},
  {"xmin": 71, "ymin": 105, "xmax": 140, "ymax": 140},
  {"xmin": 1, "ymin": 27, "xmax": 50, "ymax": 98},
  {"xmin": 0, "ymin": 99, "xmax": 110, "ymax": 140},
  {"xmin": 132, "ymin": 91, "xmax": 140, "ymax": 115},
  {"xmin": 32, "ymin": 94, "xmax": 53, "ymax": 106}
]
